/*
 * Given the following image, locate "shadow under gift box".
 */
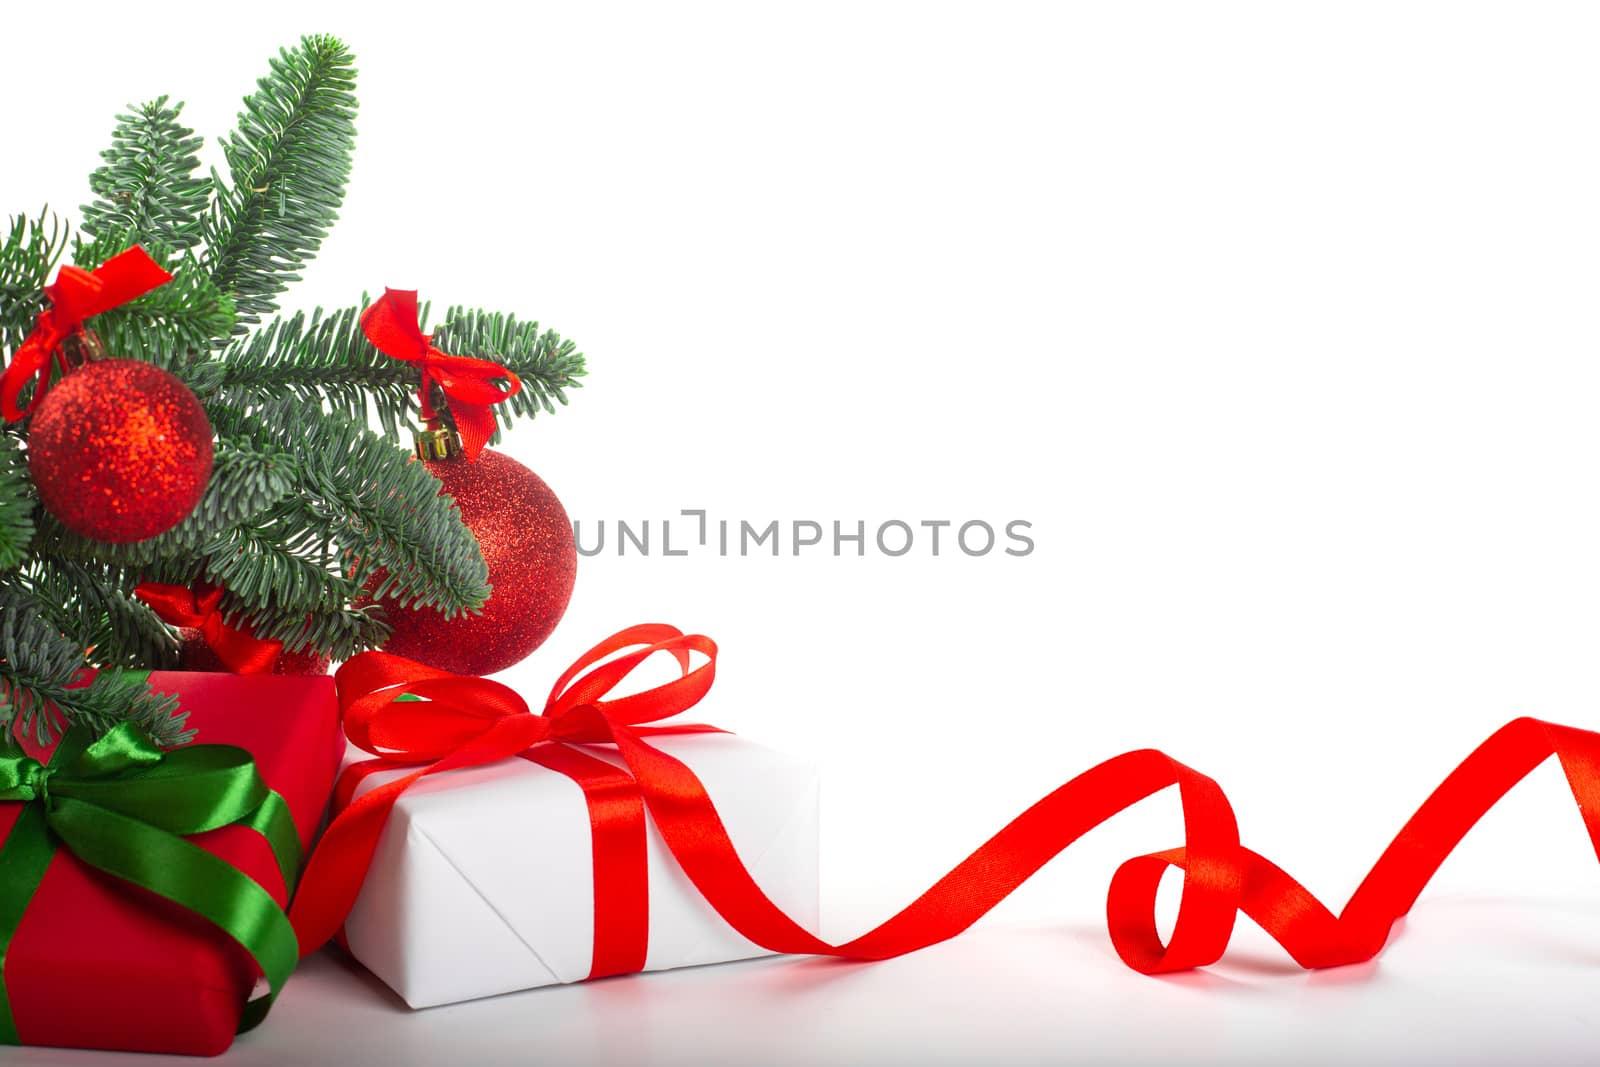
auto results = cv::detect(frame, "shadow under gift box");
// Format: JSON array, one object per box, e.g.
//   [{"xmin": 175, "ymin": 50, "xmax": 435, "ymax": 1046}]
[
  {"xmin": 341, "ymin": 733, "xmax": 820, "ymax": 1007},
  {"xmin": 0, "ymin": 672, "xmax": 342, "ymax": 1056}
]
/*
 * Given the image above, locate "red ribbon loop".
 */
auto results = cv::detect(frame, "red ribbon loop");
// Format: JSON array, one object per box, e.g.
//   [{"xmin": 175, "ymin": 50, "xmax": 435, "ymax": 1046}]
[
  {"xmin": 290, "ymin": 626, "xmax": 1600, "ymax": 988},
  {"xmin": 359, "ymin": 288, "xmax": 521, "ymax": 461},
  {"xmin": 0, "ymin": 247, "xmax": 172, "ymax": 422},
  {"xmin": 132, "ymin": 582, "xmax": 284, "ymax": 675}
]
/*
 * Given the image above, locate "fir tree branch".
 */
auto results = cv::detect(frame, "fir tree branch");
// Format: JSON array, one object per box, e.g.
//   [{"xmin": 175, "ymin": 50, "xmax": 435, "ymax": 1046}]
[
  {"xmin": 192, "ymin": 300, "xmax": 585, "ymax": 441},
  {"xmin": 431, "ymin": 306, "xmax": 586, "ymax": 446},
  {"xmin": 0, "ymin": 583, "xmax": 189, "ymax": 746},
  {"xmin": 17, "ymin": 558, "xmax": 180, "ymax": 670},
  {"xmin": 80, "ymin": 97, "xmax": 211, "ymax": 253},
  {"xmin": 126, "ymin": 515, "xmax": 384, "ymax": 658},
  {"xmin": 233, "ymin": 596, "xmax": 387, "ymax": 659},
  {"xmin": 0, "ymin": 433, "xmax": 34, "ymax": 570},
  {"xmin": 188, "ymin": 501, "xmax": 355, "ymax": 617},
  {"xmin": 0, "ymin": 210, "xmax": 68, "ymax": 351},
  {"xmin": 210, "ymin": 398, "xmax": 490, "ymax": 615},
  {"xmin": 204, "ymin": 35, "xmax": 358, "ymax": 331},
  {"xmin": 189, "ymin": 301, "xmax": 416, "ymax": 436}
]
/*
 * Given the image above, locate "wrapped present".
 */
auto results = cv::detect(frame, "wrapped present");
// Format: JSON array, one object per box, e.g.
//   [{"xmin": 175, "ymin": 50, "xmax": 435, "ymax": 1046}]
[
  {"xmin": 297, "ymin": 630, "xmax": 818, "ymax": 1008},
  {"xmin": 341, "ymin": 732, "xmax": 818, "ymax": 1007},
  {"xmin": 0, "ymin": 671, "xmax": 342, "ymax": 1056}
]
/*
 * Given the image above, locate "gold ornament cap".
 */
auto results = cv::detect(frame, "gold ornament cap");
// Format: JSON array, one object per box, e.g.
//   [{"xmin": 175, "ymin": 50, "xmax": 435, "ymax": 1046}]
[
  {"xmin": 413, "ymin": 427, "xmax": 465, "ymax": 461},
  {"xmin": 59, "ymin": 328, "xmax": 106, "ymax": 369}
]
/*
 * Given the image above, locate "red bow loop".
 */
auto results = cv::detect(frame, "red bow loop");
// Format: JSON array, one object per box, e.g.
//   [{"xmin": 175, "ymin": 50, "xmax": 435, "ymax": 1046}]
[
  {"xmin": 543, "ymin": 624, "xmax": 718, "ymax": 731},
  {"xmin": 359, "ymin": 287, "xmax": 522, "ymax": 461},
  {"xmin": 132, "ymin": 582, "xmax": 283, "ymax": 675},
  {"xmin": 336, "ymin": 651, "xmax": 536, "ymax": 760},
  {"xmin": 0, "ymin": 247, "xmax": 172, "ymax": 422}
]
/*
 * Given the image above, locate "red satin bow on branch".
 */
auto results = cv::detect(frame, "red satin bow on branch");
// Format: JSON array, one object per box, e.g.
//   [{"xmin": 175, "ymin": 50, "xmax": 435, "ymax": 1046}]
[
  {"xmin": 360, "ymin": 288, "xmax": 521, "ymax": 461},
  {"xmin": 292, "ymin": 625, "xmax": 1600, "ymax": 979},
  {"xmin": 0, "ymin": 246, "xmax": 172, "ymax": 422},
  {"xmin": 132, "ymin": 583, "xmax": 283, "ymax": 675}
]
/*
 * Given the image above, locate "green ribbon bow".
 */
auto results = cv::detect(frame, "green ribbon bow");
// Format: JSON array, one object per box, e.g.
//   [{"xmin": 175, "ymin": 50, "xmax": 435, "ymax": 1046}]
[{"xmin": 0, "ymin": 714, "xmax": 302, "ymax": 1044}]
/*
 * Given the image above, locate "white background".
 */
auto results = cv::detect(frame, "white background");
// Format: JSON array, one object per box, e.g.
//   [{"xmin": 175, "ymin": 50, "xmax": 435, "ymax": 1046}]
[{"xmin": 6, "ymin": 2, "xmax": 1600, "ymax": 1063}]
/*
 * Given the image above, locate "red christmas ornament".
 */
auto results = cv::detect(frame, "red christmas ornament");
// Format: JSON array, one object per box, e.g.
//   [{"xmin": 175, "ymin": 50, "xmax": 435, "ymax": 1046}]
[
  {"xmin": 378, "ymin": 446, "xmax": 576, "ymax": 675},
  {"xmin": 26, "ymin": 359, "xmax": 213, "ymax": 543}
]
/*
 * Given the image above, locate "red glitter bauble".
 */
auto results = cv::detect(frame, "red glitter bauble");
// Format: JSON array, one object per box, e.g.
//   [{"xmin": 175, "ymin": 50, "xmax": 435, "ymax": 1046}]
[
  {"xmin": 379, "ymin": 449, "xmax": 576, "ymax": 675},
  {"xmin": 26, "ymin": 359, "xmax": 213, "ymax": 543}
]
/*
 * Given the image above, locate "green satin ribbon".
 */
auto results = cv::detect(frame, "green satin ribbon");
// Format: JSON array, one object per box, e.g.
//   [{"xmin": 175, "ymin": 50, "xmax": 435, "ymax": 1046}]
[{"xmin": 0, "ymin": 711, "xmax": 302, "ymax": 1044}]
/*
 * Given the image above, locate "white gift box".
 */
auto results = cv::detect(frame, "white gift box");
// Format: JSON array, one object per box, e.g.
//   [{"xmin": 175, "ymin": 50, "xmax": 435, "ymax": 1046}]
[{"xmin": 340, "ymin": 733, "xmax": 820, "ymax": 1008}]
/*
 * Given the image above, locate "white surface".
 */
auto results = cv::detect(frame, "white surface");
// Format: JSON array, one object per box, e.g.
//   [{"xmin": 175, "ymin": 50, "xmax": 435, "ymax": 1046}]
[
  {"xmin": 5, "ymin": 1, "xmax": 1600, "ymax": 1062},
  {"xmin": 7, "ymin": 897, "xmax": 1600, "ymax": 1066},
  {"xmin": 342, "ymin": 734, "xmax": 820, "ymax": 1006}
]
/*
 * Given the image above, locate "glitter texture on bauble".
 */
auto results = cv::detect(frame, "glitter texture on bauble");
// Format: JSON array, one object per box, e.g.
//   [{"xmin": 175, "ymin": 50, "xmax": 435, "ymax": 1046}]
[
  {"xmin": 379, "ymin": 448, "xmax": 577, "ymax": 675},
  {"xmin": 26, "ymin": 359, "xmax": 214, "ymax": 543}
]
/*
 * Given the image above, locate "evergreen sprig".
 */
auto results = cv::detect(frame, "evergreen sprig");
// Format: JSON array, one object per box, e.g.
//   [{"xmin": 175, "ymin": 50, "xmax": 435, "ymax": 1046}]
[
  {"xmin": 0, "ymin": 433, "xmax": 34, "ymax": 570},
  {"xmin": 212, "ymin": 398, "xmax": 490, "ymax": 614},
  {"xmin": 196, "ymin": 300, "xmax": 586, "ymax": 442},
  {"xmin": 0, "ymin": 211, "xmax": 67, "ymax": 350},
  {"xmin": 204, "ymin": 35, "xmax": 358, "ymax": 330},
  {"xmin": 81, "ymin": 97, "xmax": 211, "ymax": 253},
  {"xmin": 189, "ymin": 508, "xmax": 356, "ymax": 617},
  {"xmin": 0, "ymin": 584, "xmax": 188, "ymax": 746},
  {"xmin": 432, "ymin": 306, "xmax": 586, "ymax": 446},
  {"xmin": 18, "ymin": 557, "xmax": 179, "ymax": 670},
  {"xmin": 2, "ymin": 35, "xmax": 585, "ymax": 745}
]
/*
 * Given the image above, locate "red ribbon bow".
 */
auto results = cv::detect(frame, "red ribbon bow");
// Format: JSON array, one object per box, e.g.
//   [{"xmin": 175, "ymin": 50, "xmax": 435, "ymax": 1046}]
[
  {"xmin": 291, "ymin": 625, "xmax": 1600, "ymax": 982},
  {"xmin": 360, "ymin": 288, "xmax": 521, "ymax": 461},
  {"xmin": 0, "ymin": 246, "xmax": 172, "ymax": 422},
  {"xmin": 132, "ymin": 583, "xmax": 284, "ymax": 675}
]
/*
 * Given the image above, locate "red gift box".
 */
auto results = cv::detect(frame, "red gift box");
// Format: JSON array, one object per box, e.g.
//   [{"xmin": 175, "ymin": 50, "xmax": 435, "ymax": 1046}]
[{"xmin": 0, "ymin": 672, "xmax": 341, "ymax": 1056}]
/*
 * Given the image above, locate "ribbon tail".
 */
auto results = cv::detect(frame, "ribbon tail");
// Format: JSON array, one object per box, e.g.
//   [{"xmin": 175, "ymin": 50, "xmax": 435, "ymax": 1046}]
[
  {"xmin": 447, "ymin": 400, "xmax": 497, "ymax": 462},
  {"xmin": 607, "ymin": 726, "xmax": 1244, "ymax": 972},
  {"xmin": 0, "ymin": 333, "xmax": 57, "ymax": 422},
  {"xmin": 607, "ymin": 716, "xmax": 1600, "ymax": 977},
  {"xmin": 289, "ymin": 764, "xmax": 436, "ymax": 956}
]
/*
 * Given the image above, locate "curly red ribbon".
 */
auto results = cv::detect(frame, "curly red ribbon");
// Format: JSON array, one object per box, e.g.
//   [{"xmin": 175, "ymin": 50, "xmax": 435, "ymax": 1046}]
[
  {"xmin": 360, "ymin": 288, "xmax": 521, "ymax": 461},
  {"xmin": 132, "ymin": 583, "xmax": 283, "ymax": 675},
  {"xmin": 292, "ymin": 625, "xmax": 1600, "ymax": 980},
  {"xmin": 0, "ymin": 247, "xmax": 172, "ymax": 422}
]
